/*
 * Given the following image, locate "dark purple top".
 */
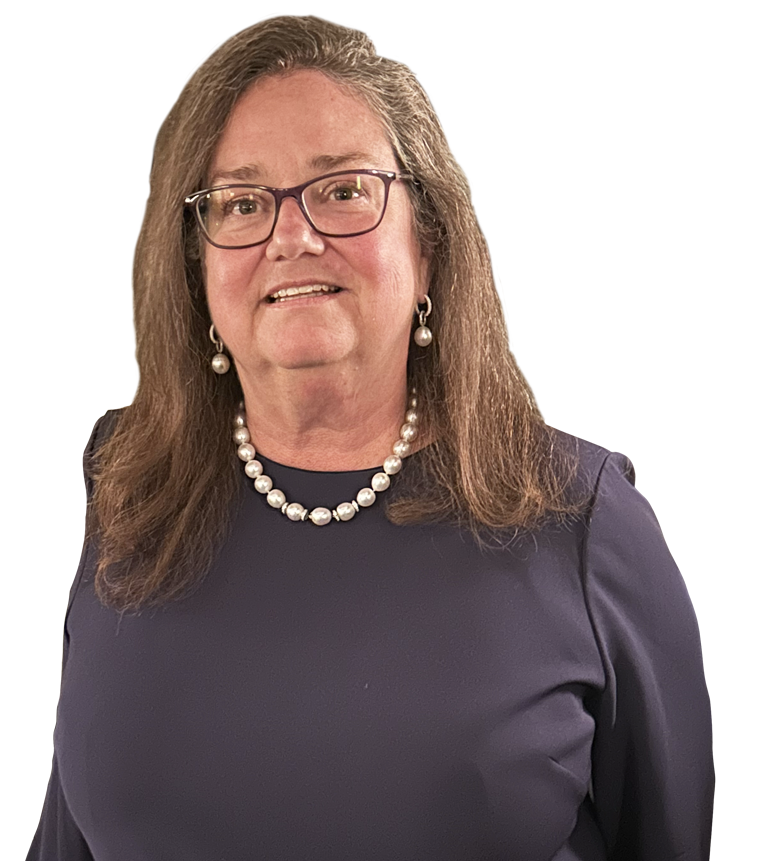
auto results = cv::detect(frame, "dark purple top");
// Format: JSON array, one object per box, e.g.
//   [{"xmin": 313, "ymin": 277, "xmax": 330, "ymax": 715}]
[{"xmin": 27, "ymin": 413, "xmax": 714, "ymax": 860}]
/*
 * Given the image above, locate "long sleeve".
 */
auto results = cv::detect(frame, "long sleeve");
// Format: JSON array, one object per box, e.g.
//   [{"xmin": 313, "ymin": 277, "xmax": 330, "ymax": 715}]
[
  {"xmin": 26, "ymin": 756, "xmax": 95, "ymax": 861},
  {"xmin": 26, "ymin": 568, "xmax": 95, "ymax": 861},
  {"xmin": 583, "ymin": 452, "xmax": 714, "ymax": 859},
  {"xmin": 25, "ymin": 415, "xmax": 113, "ymax": 861}
]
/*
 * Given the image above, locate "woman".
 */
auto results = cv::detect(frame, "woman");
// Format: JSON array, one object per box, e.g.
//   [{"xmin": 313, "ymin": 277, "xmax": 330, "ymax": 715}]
[{"xmin": 27, "ymin": 15, "xmax": 713, "ymax": 861}]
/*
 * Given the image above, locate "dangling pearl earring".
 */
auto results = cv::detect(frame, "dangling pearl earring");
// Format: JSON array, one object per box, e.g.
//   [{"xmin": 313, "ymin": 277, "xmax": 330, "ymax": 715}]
[
  {"xmin": 413, "ymin": 294, "xmax": 433, "ymax": 347},
  {"xmin": 209, "ymin": 324, "xmax": 231, "ymax": 374}
]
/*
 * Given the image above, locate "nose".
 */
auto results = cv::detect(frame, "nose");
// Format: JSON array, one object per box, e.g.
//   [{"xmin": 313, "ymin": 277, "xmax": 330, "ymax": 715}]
[{"xmin": 265, "ymin": 196, "xmax": 326, "ymax": 261}]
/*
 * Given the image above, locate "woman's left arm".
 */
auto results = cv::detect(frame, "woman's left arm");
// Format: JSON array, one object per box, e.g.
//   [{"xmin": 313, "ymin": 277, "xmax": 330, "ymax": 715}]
[{"xmin": 582, "ymin": 452, "xmax": 714, "ymax": 860}]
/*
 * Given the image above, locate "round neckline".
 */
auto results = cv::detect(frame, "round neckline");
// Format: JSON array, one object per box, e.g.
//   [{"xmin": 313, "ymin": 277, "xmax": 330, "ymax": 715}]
[
  {"xmin": 254, "ymin": 451, "xmax": 385, "ymax": 477},
  {"xmin": 239, "ymin": 451, "xmax": 415, "ymax": 513},
  {"xmin": 251, "ymin": 443, "xmax": 428, "ymax": 477}
]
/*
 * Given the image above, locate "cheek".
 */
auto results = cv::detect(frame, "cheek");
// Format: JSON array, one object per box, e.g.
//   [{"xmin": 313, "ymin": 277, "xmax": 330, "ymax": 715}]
[
  {"xmin": 204, "ymin": 248, "xmax": 263, "ymax": 321},
  {"xmin": 350, "ymin": 230, "xmax": 424, "ymax": 304},
  {"xmin": 353, "ymin": 256, "xmax": 421, "ymax": 338}
]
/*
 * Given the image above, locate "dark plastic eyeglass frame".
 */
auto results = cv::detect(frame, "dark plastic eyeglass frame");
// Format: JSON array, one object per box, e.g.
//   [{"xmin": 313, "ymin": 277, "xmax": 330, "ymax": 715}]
[{"xmin": 184, "ymin": 169, "xmax": 416, "ymax": 250}]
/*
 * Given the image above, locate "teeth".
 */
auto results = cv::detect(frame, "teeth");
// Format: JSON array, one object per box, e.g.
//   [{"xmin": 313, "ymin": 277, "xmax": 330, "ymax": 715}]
[{"xmin": 269, "ymin": 284, "xmax": 339, "ymax": 301}]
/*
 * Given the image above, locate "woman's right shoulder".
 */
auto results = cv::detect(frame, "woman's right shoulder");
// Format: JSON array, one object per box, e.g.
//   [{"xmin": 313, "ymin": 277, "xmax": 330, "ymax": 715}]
[
  {"xmin": 87, "ymin": 409, "xmax": 124, "ymax": 456},
  {"xmin": 83, "ymin": 409, "xmax": 125, "ymax": 496}
]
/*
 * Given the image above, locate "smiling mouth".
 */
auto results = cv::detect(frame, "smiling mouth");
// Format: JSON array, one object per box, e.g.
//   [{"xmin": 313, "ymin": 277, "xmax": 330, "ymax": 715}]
[{"xmin": 267, "ymin": 284, "xmax": 342, "ymax": 303}]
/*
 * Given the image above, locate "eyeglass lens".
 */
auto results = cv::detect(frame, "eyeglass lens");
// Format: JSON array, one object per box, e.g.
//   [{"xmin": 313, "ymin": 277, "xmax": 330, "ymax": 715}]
[{"xmin": 197, "ymin": 172, "xmax": 388, "ymax": 247}]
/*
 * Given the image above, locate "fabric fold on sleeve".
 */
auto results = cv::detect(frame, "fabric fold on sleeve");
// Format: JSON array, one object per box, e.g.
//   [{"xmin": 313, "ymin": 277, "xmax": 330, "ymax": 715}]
[
  {"xmin": 25, "ymin": 755, "xmax": 94, "ymax": 861},
  {"xmin": 583, "ymin": 451, "xmax": 714, "ymax": 860},
  {"xmin": 25, "ymin": 413, "xmax": 115, "ymax": 861}
]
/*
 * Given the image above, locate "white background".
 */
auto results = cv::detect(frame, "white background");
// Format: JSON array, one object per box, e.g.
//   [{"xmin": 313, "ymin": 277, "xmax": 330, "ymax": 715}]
[{"xmin": 3, "ymin": 1, "xmax": 756, "ymax": 857}]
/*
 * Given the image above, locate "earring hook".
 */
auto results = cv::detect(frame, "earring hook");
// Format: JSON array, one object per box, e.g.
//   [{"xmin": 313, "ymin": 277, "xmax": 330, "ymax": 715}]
[
  {"xmin": 417, "ymin": 294, "xmax": 432, "ymax": 325},
  {"xmin": 209, "ymin": 324, "xmax": 224, "ymax": 352}
]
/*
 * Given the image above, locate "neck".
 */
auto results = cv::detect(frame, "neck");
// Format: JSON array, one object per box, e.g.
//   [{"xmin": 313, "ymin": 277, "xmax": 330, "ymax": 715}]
[{"xmin": 236, "ymin": 363, "xmax": 412, "ymax": 471}]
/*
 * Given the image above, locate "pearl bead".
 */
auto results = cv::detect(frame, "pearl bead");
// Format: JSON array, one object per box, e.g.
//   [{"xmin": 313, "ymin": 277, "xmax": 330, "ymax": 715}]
[
  {"xmin": 212, "ymin": 353, "xmax": 230, "ymax": 374},
  {"xmin": 254, "ymin": 475, "xmax": 273, "ymax": 494},
  {"xmin": 371, "ymin": 472, "xmax": 391, "ymax": 492},
  {"xmin": 286, "ymin": 502, "xmax": 306, "ymax": 521},
  {"xmin": 237, "ymin": 442, "xmax": 256, "ymax": 462},
  {"xmin": 233, "ymin": 389, "xmax": 422, "ymax": 525},
  {"xmin": 232, "ymin": 426, "xmax": 251, "ymax": 445},
  {"xmin": 244, "ymin": 459, "xmax": 263, "ymax": 478},
  {"xmin": 414, "ymin": 326, "xmax": 432, "ymax": 347},
  {"xmin": 267, "ymin": 489, "xmax": 286, "ymax": 509},
  {"xmin": 400, "ymin": 422, "xmax": 418, "ymax": 442},
  {"xmin": 356, "ymin": 488, "xmax": 376, "ymax": 507},
  {"xmin": 392, "ymin": 439, "xmax": 411, "ymax": 458},
  {"xmin": 310, "ymin": 507, "xmax": 332, "ymax": 526},
  {"xmin": 383, "ymin": 455, "xmax": 402, "ymax": 475},
  {"xmin": 336, "ymin": 502, "xmax": 356, "ymax": 521}
]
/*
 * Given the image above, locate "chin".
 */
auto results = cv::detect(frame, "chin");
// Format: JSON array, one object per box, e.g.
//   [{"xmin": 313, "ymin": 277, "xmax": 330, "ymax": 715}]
[
  {"xmin": 265, "ymin": 346, "xmax": 354, "ymax": 371},
  {"xmin": 263, "ymin": 330, "xmax": 358, "ymax": 371}
]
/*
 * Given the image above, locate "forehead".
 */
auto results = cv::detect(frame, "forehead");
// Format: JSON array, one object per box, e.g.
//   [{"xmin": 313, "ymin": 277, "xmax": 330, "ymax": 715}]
[{"xmin": 210, "ymin": 70, "xmax": 396, "ymax": 184}]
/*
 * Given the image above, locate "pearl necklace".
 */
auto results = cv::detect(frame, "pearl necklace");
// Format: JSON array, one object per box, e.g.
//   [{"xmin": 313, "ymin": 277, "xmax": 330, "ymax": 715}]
[{"xmin": 232, "ymin": 392, "xmax": 420, "ymax": 526}]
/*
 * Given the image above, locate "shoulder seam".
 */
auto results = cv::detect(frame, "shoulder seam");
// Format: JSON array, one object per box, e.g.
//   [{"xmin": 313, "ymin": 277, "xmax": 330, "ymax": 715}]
[
  {"xmin": 63, "ymin": 412, "xmax": 118, "ymax": 648},
  {"xmin": 578, "ymin": 450, "xmax": 617, "ymax": 697}
]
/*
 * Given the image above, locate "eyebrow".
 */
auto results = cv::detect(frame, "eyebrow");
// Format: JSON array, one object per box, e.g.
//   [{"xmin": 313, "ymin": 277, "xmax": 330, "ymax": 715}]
[
  {"xmin": 309, "ymin": 151, "xmax": 376, "ymax": 173},
  {"xmin": 210, "ymin": 151, "xmax": 378, "ymax": 187}
]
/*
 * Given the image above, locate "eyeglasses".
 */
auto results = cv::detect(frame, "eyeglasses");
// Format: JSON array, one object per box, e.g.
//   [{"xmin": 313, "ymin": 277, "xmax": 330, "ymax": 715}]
[{"xmin": 184, "ymin": 169, "xmax": 415, "ymax": 250}]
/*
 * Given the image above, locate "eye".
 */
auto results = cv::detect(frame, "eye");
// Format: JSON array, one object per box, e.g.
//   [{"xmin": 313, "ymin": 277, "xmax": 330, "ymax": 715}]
[
  {"xmin": 316, "ymin": 175, "xmax": 374, "ymax": 206},
  {"xmin": 207, "ymin": 189, "xmax": 276, "ymax": 226},
  {"xmin": 329, "ymin": 183, "xmax": 362, "ymax": 201},
  {"xmin": 222, "ymin": 194, "xmax": 267, "ymax": 217},
  {"xmin": 322, "ymin": 182, "xmax": 363, "ymax": 203},
  {"xmin": 232, "ymin": 198, "xmax": 258, "ymax": 215}
]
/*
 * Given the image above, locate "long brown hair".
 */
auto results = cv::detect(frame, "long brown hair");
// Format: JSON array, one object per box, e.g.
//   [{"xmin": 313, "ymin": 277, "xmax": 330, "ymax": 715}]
[{"xmin": 90, "ymin": 16, "xmax": 587, "ymax": 612}]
